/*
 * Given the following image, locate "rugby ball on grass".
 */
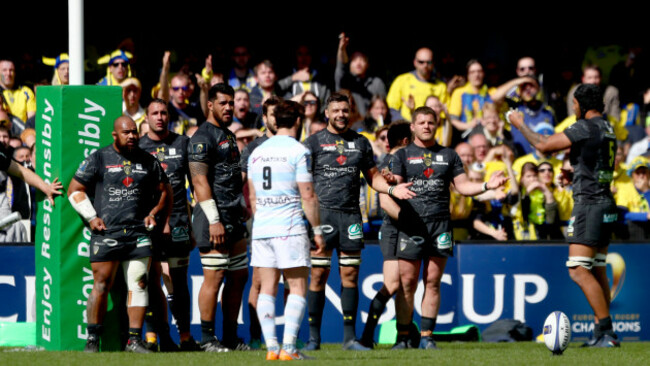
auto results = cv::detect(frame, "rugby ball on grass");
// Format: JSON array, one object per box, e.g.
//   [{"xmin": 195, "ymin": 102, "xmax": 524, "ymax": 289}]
[{"xmin": 543, "ymin": 311, "xmax": 571, "ymax": 354}]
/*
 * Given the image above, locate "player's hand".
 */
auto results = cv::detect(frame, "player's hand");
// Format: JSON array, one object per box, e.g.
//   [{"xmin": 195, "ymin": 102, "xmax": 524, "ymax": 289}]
[
  {"xmin": 313, "ymin": 234, "xmax": 326, "ymax": 256},
  {"xmin": 44, "ymin": 177, "xmax": 63, "ymax": 206},
  {"xmin": 486, "ymin": 170, "xmax": 509, "ymax": 190},
  {"xmin": 391, "ymin": 182, "xmax": 416, "ymax": 200},
  {"xmin": 89, "ymin": 217, "xmax": 106, "ymax": 232},
  {"xmin": 144, "ymin": 215, "xmax": 157, "ymax": 231},
  {"xmin": 209, "ymin": 222, "xmax": 226, "ymax": 247}
]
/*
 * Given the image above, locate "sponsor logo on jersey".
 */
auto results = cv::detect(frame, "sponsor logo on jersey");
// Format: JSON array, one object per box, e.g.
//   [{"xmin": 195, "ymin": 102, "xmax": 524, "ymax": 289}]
[
  {"xmin": 423, "ymin": 153, "xmax": 432, "ymax": 166},
  {"xmin": 192, "ymin": 143, "xmax": 206, "ymax": 154},
  {"xmin": 603, "ymin": 213, "xmax": 617, "ymax": 223},
  {"xmin": 423, "ymin": 167, "xmax": 434, "ymax": 178},
  {"xmin": 321, "ymin": 225, "xmax": 335, "ymax": 234},
  {"xmin": 348, "ymin": 223, "xmax": 362, "ymax": 240},
  {"xmin": 436, "ymin": 232, "xmax": 452, "ymax": 249},
  {"xmin": 77, "ymin": 160, "xmax": 88, "ymax": 173},
  {"xmin": 136, "ymin": 236, "xmax": 152, "ymax": 248},
  {"xmin": 410, "ymin": 236, "xmax": 425, "ymax": 245},
  {"xmin": 336, "ymin": 155, "xmax": 347, "ymax": 165},
  {"xmin": 103, "ymin": 238, "xmax": 118, "ymax": 247},
  {"xmin": 122, "ymin": 177, "xmax": 134, "ymax": 187}
]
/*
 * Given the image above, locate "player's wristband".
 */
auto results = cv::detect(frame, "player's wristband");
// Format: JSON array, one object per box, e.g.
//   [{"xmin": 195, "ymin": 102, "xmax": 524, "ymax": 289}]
[
  {"xmin": 482, "ymin": 182, "xmax": 489, "ymax": 192},
  {"xmin": 312, "ymin": 226, "xmax": 323, "ymax": 236},
  {"xmin": 388, "ymin": 185, "xmax": 395, "ymax": 197},
  {"xmin": 199, "ymin": 199, "xmax": 220, "ymax": 224},
  {"xmin": 68, "ymin": 191, "xmax": 98, "ymax": 223}
]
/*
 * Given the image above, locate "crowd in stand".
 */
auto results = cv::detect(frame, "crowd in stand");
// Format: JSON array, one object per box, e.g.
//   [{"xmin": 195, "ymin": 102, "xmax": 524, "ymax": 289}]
[{"xmin": 2, "ymin": 35, "xmax": 650, "ymax": 243}]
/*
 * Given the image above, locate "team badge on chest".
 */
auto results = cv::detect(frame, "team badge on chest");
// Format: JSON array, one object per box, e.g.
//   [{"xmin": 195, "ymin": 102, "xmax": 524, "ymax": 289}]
[{"xmin": 422, "ymin": 153, "xmax": 434, "ymax": 178}]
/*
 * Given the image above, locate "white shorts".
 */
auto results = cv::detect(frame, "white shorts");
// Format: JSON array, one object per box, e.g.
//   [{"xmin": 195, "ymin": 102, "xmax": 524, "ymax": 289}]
[{"xmin": 250, "ymin": 233, "xmax": 311, "ymax": 269}]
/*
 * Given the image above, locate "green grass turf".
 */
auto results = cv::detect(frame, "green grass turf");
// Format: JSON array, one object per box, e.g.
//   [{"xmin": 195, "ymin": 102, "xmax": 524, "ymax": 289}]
[{"xmin": 1, "ymin": 342, "xmax": 648, "ymax": 366}]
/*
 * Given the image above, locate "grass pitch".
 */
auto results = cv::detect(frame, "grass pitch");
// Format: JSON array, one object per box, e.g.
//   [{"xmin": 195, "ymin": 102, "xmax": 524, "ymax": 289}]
[{"xmin": 1, "ymin": 342, "xmax": 648, "ymax": 366}]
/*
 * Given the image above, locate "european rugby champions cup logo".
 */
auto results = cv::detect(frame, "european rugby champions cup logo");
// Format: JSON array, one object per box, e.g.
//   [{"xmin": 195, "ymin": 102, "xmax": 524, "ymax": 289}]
[
  {"xmin": 122, "ymin": 160, "xmax": 134, "ymax": 187},
  {"xmin": 423, "ymin": 153, "xmax": 434, "ymax": 178},
  {"xmin": 336, "ymin": 140, "xmax": 347, "ymax": 165}
]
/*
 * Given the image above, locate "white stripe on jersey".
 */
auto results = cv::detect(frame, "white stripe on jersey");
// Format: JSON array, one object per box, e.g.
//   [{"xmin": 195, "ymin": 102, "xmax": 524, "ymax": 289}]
[{"xmin": 248, "ymin": 135, "xmax": 312, "ymax": 239}]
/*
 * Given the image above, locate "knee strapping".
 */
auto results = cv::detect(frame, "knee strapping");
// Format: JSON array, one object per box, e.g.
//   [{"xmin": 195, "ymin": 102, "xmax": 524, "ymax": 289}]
[
  {"xmin": 311, "ymin": 256, "xmax": 331, "ymax": 268},
  {"xmin": 123, "ymin": 257, "xmax": 149, "ymax": 307},
  {"xmin": 167, "ymin": 256, "xmax": 190, "ymax": 269},
  {"xmin": 593, "ymin": 253, "xmax": 607, "ymax": 267},
  {"xmin": 566, "ymin": 256, "xmax": 594, "ymax": 270},
  {"xmin": 201, "ymin": 253, "xmax": 229, "ymax": 270},
  {"xmin": 228, "ymin": 252, "xmax": 248, "ymax": 271},
  {"xmin": 339, "ymin": 255, "xmax": 361, "ymax": 267}
]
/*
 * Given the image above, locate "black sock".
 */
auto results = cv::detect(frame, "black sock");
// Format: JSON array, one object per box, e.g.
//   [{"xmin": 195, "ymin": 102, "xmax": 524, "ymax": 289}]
[
  {"xmin": 201, "ymin": 320, "xmax": 215, "ymax": 344},
  {"xmin": 168, "ymin": 291, "xmax": 191, "ymax": 334},
  {"xmin": 420, "ymin": 317, "xmax": 437, "ymax": 335},
  {"xmin": 249, "ymin": 303, "xmax": 262, "ymax": 340},
  {"xmin": 128, "ymin": 327, "xmax": 142, "ymax": 340},
  {"xmin": 597, "ymin": 316, "xmax": 614, "ymax": 337},
  {"xmin": 396, "ymin": 322, "xmax": 410, "ymax": 341},
  {"xmin": 361, "ymin": 290, "xmax": 390, "ymax": 343},
  {"xmin": 307, "ymin": 290, "xmax": 325, "ymax": 343},
  {"xmin": 87, "ymin": 324, "xmax": 103, "ymax": 338},
  {"xmin": 341, "ymin": 286, "xmax": 359, "ymax": 343}
]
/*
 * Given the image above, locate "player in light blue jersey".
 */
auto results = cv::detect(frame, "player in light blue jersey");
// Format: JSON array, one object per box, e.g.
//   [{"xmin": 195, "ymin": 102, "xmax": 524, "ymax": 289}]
[{"xmin": 248, "ymin": 100, "xmax": 325, "ymax": 360}]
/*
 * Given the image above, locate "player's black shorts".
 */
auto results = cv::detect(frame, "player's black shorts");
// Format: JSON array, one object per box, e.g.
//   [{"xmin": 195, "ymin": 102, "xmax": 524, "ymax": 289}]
[
  {"xmin": 314, "ymin": 208, "xmax": 364, "ymax": 252},
  {"xmin": 379, "ymin": 219, "xmax": 398, "ymax": 261},
  {"xmin": 566, "ymin": 200, "xmax": 617, "ymax": 247},
  {"xmin": 151, "ymin": 226, "xmax": 193, "ymax": 261},
  {"xmin": 90, "ymin": 232, "xmax": 152, "ymax": 263},
  {"xmin": 193, "ymin": 205, "xmax": 247, "ymax": 253},
  {"xmin": 396, "ymin": 215, "xmax": 453, "ymax": 260}
]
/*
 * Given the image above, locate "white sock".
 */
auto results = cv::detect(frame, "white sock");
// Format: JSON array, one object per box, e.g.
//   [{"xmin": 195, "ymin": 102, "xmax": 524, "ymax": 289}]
[
  {"xmin": 282, "ymin": 294, "xmax": 307, "ymax": 350},
  {"xmin": 257, "ymin": 294, "xmax": 278, "ymax": 350}
]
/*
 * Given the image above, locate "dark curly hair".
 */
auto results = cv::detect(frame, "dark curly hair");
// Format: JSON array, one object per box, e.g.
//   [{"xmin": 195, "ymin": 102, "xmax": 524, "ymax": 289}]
[{"xmin": 574, "ymin": 83, "xmax": 604, "ymax": 116}]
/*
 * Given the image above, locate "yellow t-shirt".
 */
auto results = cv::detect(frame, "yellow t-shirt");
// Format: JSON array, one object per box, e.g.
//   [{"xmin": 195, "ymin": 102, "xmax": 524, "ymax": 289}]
[
  {"xmin": 616, "ymin": 183, "xmax": 649, "ymax": 213},
  {"xmin": 2, "ymin": 86, "xmax": 36, "ymax": 122},
  {"xmin": 386, "ymin": 72, "xmax": 449, "ymax": 121}
]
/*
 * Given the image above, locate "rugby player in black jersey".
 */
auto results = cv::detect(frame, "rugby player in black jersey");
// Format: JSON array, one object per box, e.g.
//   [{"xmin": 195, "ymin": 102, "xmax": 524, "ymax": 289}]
[
  {"xmin": 68, "ymin": 116, "xmax": 172, "ymax": 353},
  {"xmin": 139, "ymin": 99, "xmax": 198, "ymax": 351},
  {"xmin": 387, "ymin": 107, "xmax": 507, "ymax": 350},
  {"xmin": 303, "ymin": 93, "xmax": 414, "ymax": 351},
  {"xmin": 509, "ymin": 84, "xmax": 620, "ymax": 348},
  {"xmin": 188, "ymin": 83, "xmax": 249, "ymax": 352}
]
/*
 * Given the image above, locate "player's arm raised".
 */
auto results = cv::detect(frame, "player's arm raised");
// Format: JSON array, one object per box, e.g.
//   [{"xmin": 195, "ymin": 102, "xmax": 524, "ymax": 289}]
[{"xmin": 189, "ymin": 161, "xmax": 226, "ymax": 246}]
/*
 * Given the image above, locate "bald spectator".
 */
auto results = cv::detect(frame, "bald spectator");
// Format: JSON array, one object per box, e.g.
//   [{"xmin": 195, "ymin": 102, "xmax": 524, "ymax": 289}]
[
  {"xmin": 469, "ymin": 133, "xmax": 489, "ymax": 163},
  {"xmin": 386, "ymin": 47, "xmax": 449, "ymax": 121},
  {"xmin": 455, "ymin": 142, "xmax": 475, "ymax": 168}
]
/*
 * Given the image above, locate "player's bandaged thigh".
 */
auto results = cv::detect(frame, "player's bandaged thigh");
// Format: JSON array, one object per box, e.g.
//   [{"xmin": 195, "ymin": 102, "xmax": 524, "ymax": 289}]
[
  {"xmin": 311, "ymin": 256, "xmax": 331, "ymax": 268},
  {"xmin": 593, "ymin": 253, "xmax": 607, "ymax": 267},
  {"xmin": 566, "ymin": 256, "xmax": 594, "ymax": 270},
  {"xmin": 123, "ymin": 257, "xmax": 149, "ymax": 307},
  {"xmin": 339, "ymin": 255, "xmax": 361, "ymax": 267},
  {"xmin": 228, "ymin": 252, "xmax": 248, "ymax": 271},
  {"xmin": 201, "ymin": 253, "xmax": 229, "ymax": 270}
]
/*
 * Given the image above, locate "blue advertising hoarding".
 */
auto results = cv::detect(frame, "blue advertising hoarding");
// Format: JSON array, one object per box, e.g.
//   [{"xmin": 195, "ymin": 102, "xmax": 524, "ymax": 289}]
[{"xmin": 0, "ymin": 243, "xmax": 646, "ymax": 344}]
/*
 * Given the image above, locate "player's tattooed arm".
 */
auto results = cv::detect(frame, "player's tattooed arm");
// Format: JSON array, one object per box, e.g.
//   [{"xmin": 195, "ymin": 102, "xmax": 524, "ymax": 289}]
[{"xmin": 189, "ymin": 161, "xmax": 209, "ymax": 177}]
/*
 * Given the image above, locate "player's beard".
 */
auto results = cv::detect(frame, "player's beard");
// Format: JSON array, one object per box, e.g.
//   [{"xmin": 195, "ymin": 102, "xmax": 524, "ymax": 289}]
[{"xmin": 330, "ymin": 117, "xmax": 348, "ymax": 133}]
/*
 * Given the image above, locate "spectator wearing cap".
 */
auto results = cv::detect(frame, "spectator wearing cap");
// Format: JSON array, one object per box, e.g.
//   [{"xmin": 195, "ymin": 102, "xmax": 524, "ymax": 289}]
[
  {"xmin": 42, "ymin": 53, "xmax": 69, "ymax": 85},
  {"xmin": 121, "ymin": 78, "xmax": 146, "ymax": 132},
  {"xmin": 97, "ymin": 49, "xmax": 133, "ymax": 86},
  {"xmin": 512, "ymin": 122, "xmax": 563, "ymax": 180},
  {"xmin": 615, "ymin": 156, "xmax": 650, "ymax": 239}
]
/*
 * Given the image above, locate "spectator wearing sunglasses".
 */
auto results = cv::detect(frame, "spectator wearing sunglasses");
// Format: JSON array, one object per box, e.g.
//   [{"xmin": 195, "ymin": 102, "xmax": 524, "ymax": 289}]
[
  {"xmin": 386, "ymin": 47, "xmax": 449, "ymax": 121},
  {"xmin": 166, "ymin": 74, "xmax": 207, "ymax": 135},
  {"xmin": 97, "ymin": 49, "xmax": 132, "ymax": 86}
]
